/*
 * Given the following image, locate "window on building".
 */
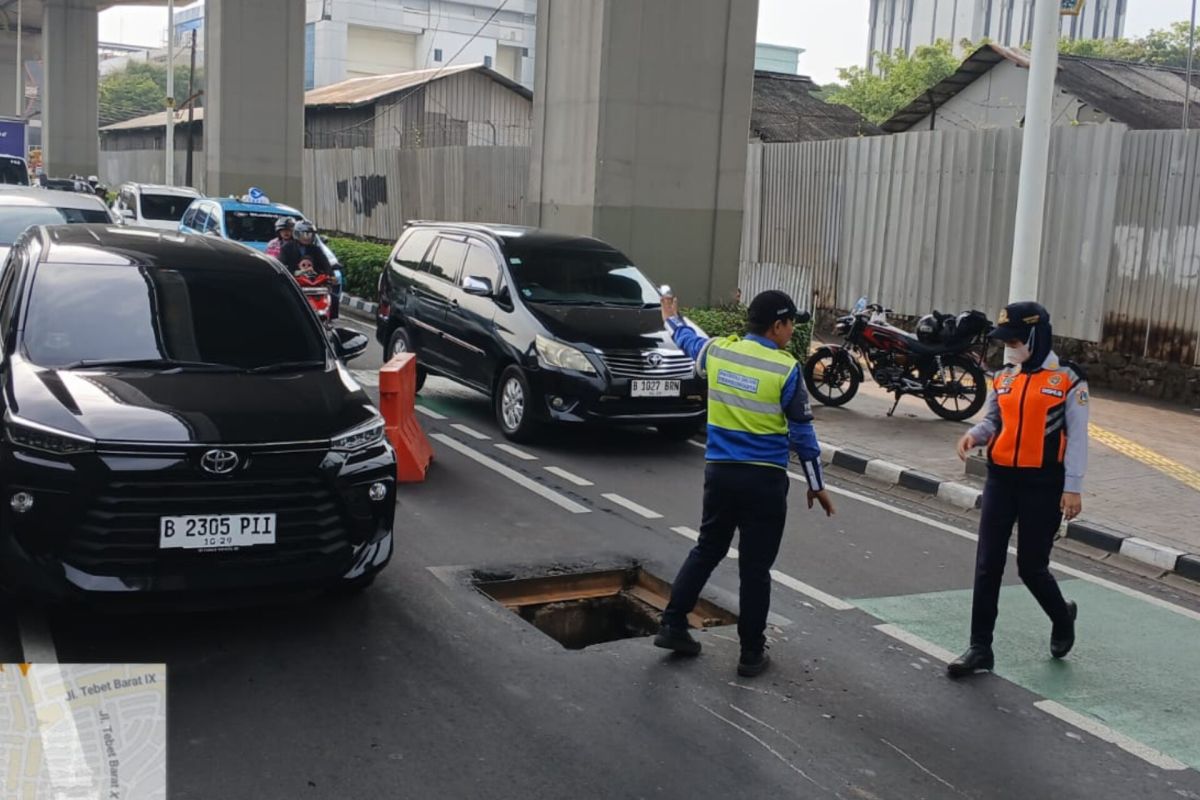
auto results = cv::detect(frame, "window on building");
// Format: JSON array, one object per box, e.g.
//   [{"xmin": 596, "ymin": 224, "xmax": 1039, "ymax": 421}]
[
  {"xmin": 433, "ymin": 48, "xmax": 443, "ymax": 62},
  {"xmin": 484, "ymin": 55, "xmax": 493, "ymax": 69}
]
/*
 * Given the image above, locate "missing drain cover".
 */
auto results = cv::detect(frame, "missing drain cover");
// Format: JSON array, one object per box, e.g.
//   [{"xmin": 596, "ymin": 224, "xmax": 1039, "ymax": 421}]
[{"xmin": 475, "ymin": 567, "xmax": 737, "ymax": 650}]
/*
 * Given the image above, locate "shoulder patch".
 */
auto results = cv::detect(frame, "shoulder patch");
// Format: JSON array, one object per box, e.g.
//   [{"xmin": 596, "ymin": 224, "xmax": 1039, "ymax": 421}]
[{"xmin": 1077, "ymin": 388, "xmax": 1089, "ymax": 406}]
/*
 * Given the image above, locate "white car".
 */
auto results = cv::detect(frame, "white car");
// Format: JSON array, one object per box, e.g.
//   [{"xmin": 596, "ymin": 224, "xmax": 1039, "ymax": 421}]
[
  {"xmin": 0, "ymin": 186, "xmax": 116, "ymax": 263},
  {"xmin": 112, "ymin": 183, "xmax": 200, "ymax": 231}
]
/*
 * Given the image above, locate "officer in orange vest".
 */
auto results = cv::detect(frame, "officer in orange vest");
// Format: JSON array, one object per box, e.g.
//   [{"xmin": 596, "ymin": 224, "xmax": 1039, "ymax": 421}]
[{"xmin": 948, "ymin": 301, "xmax": 1089, "ymax": 678}]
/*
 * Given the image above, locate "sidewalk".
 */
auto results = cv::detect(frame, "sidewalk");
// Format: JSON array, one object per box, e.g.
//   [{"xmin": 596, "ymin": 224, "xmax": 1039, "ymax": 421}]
[{"xmin": 812, "ymin": 373, "xmax": 1200, "ymax": 578}]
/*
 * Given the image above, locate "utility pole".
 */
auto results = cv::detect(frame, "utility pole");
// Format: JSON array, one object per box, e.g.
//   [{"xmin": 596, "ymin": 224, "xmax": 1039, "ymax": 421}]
[
  {"xmin": 1185, "ymin": 0, "xmax": 1197, "ymax": 130},
  {"xmin": 1007, "ymin": 0, "xmax": 1061, "ymax": 302},
  {"xmin": 14, "ymin": 0, "xmax": 21, "ymax": 118},
  {"xmin": 164, "ymin": 0, "xmax": 176, "ymax": 185},
  {"xmin": 185, "ymin": 29, "xmax": 197, "ymax": 188}
]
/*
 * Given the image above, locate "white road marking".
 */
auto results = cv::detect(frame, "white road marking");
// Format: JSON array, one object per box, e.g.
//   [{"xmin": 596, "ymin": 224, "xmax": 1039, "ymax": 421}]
[
  {"xmin": 670, "ymin": 526, "xmax": 739, "ymax": 558},
  {"xmin": 450, "ymin": 423, "xmax": 491, "ymax": 441},
  {"xmin": 415, "ymin": 405, "xmax": 447, "ymax": 421},
  {"xmin": 495, "ymin": 443, "xmax": 537, "ymax": 461},
  {"xmin": 430, "ymin": 433, "xmax": 589, "ymax": 514},
  {"xmin": 1033, "ymin": 700, "xmax": 1188, "ymax": 772},
  {"xmin": 350, "ymin": 369, "xmax": 379, "ymax": 387},
  {"xmin": 874, "ymin": 623, "xmax": 958, "ymax": 664},
  {"xmin": 17, "ymin": 610, "xmax": 57, "ymax": 664},
  {"xmin": 544, "ymin": 466, "xmax": 593, "ymax": 487},
  {"xmin": 602, "ymin": 493, "xmax": 663, "ymax": 519},
  {"xmin": 687, "ymin": 440, "xmax": 706, "ymax": 451},
  {"xmin": 770, "ymin": 570, "xmax": 856, "ymax": 611}
]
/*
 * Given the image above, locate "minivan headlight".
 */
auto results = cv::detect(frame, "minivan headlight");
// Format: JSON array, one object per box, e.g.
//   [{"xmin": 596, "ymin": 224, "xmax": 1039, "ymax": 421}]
[
  {"xmin": 331, "ymin": 418, "xmax": 386, "ymax": 452},
  {"xmin": 535, "ymin": 335, "xmax": 596, "ymax": 374},
  {"xmin": 5, "ymin": 418, "xmax": 95, "ymax": 455}
]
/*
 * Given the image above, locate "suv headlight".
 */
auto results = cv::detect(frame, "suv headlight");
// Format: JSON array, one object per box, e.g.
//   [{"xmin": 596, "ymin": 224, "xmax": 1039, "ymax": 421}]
[
  {"xmin": 535, "ymin": 335, "xmax": 596, "ymax": 374},
  {"xmin": 331, "ymin": 418, "xmax": 385, "ymax": 452},
  {"xmin": 5, "ymin": 417, "xmax": 95, "ymax": 455}
]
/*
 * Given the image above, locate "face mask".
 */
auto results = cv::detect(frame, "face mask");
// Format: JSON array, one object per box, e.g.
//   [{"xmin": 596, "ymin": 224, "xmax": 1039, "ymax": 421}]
[{"xmin": 1004, "ymin": 343, "xmax": 1032, "ymax": 366}]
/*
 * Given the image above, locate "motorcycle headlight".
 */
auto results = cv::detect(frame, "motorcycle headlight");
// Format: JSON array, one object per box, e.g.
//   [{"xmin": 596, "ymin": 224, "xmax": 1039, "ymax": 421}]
[
  {"xmin": 331, "ymin": 417, "xmax": 385, "ymax": 452},
  {"xmin": 535, "ymin": 335, "xmax": 596, "ymax": 374},
  {"xmin": 5, "ymin": 417, "xmax": 95, "ymax": 455}
]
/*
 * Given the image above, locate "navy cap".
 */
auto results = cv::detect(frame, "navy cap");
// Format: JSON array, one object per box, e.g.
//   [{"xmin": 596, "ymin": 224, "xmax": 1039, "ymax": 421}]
[
  {"xmin": 747, "ymin": 290, "xmax": 801, "ymax": 326},
  {"xmin": 990, "ymin": 301, "xmax": 1049, "ymax": 341}
]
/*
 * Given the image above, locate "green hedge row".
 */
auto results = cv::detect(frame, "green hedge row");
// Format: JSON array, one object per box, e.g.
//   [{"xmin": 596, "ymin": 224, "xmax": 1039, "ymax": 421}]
[
  {"xmin": 325, "ymin": 237, "xmax": 392, "ymax": 298},
  {"xmin": 684, "ymin": 304, "xmax": 813, "ymax": 362}
]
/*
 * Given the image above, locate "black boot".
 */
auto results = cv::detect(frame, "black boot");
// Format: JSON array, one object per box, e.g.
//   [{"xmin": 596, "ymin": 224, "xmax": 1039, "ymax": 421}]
[
  {"xmin": 654, "ymin": 624, "xmax": 701, "ymax": 656},
  {"xmin": 947, "ymin": 645, "xmax": 994, "ymax": 678},
  {"xmin": 737, "ymin": 648, "xmax": 771, "ymax": 678},
  {"xmin": 1051, "ymin": 600, "xmax": 1078, "ymax": 659}
]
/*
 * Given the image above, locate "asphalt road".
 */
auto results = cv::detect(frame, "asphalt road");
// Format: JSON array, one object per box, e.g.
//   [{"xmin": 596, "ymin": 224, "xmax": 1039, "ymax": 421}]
[{"xmin": 3, "ymin": 317, "xmax": 1199, "ymax": 799}]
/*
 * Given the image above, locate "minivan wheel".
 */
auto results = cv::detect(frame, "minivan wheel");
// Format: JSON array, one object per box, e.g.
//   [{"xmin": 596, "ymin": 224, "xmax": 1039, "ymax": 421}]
[
  {"xmin": 496, "ymin": 365, "xmax": 538, "ymax": 442},
  {"xmin": 387, "ymin": 327, "xmax": 426, "ymax": 393}
]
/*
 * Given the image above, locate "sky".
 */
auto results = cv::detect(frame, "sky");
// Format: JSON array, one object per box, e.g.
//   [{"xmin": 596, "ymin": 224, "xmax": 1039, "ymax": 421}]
[{"xmin": 99, "ymin": 0, "xmax": 1198, "ymax": 85}]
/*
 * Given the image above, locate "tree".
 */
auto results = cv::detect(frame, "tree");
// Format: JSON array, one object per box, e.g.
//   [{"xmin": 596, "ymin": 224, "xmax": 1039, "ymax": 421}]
[
  {"xmin": 1057, "ymin": 21, "xmax": 1198, "ymax": 68},
  {"xmin": 98, "ymin": 61, "xmax": 202, "ymax": 126},
  {"xmin": 826, "ymin": 40, "xmax": 962, "ymax": 125}
]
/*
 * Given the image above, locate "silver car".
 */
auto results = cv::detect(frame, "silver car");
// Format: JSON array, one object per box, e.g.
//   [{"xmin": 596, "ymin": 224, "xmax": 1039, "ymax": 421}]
[{"xmin": 0, "ymin": 186, "xmax": 117, "ymax": 263}]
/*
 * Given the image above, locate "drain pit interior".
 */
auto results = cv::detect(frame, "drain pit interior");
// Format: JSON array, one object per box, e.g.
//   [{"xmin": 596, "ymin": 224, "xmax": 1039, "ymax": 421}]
[{"xmin": 475, "ymin": 567, "xmax": 738, "ymax": 650}]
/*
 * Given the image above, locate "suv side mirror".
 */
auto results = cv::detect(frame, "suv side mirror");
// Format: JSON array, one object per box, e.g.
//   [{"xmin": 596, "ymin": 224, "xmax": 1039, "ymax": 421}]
[
  {"xmin": 332, "ymin": 327, "xmax": 369, "ymax": 362},
  {"xmin": 120, "ymin": 208, "xmax": 135, "ymax": 223},
  {"xmin": 463, "ymin": 276, "xmax": 493, "ymax": 297}
]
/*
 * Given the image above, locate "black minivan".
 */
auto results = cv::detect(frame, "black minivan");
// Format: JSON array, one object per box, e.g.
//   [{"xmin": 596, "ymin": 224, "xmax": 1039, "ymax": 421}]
[
  {"xmin": 0, "ymin": 225, "xmax": 396, "ymax": 603},
  {"xmin": 375, "ymin": 223, "xmax": 706, "ymax": 441}
]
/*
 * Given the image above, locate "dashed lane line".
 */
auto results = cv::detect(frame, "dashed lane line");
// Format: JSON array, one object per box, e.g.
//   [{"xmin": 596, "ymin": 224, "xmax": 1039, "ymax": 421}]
[
  {"xmin": 451, "ymin": 423, "xmax": 491, "ymax": 441},
  {"xmin": 544, "ymin": 466, "xmax": 594, "ymax": 487},
  {"xmin": 495, "ymin": 443, "xmax": 537, "ymax": 461},
  {"xmin": 874, "ymin": 623, "xmax": 958, "ymax": 664},
  {"xmin": 1034, "ymin": 700, "xmax": 1188, "ymax": 772},
  {"xmin": 602, "ymin": 493, "xmax": 664, "ymax": 520},
  {"xmin": 430, "ymin": 433, "xmax": 589, "ymax": 515},
  {"xmin": 671, "ymin": 526, "xmax": 740, "ymax": 559},
  {"xmin": 416, "ymin": 405, "xmax": 448, "ymax": 421},
  {"xmin": 771, "ymin": 570, "xmax": 857, "ymax": 611}
]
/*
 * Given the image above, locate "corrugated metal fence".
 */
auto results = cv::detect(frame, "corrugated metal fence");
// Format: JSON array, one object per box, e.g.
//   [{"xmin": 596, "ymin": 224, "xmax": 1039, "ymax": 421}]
[{"xmin": 741, "ymin": 125, "xmax": 1200, "ymax": 365}]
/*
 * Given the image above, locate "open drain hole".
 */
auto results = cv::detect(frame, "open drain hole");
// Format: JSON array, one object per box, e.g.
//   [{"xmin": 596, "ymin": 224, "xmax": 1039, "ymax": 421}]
[{"xmin": 475, "ymin": 567, "xmax": 738, "ymax": 650}]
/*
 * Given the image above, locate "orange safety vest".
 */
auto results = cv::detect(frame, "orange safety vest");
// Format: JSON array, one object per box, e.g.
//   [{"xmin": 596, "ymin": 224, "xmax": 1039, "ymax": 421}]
[{"xmin": 988, "ymin": 362, "xmax": 1083, "ymax": 472}]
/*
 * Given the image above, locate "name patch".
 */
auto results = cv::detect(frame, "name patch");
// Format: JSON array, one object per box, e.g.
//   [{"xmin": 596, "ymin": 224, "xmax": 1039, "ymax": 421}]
[
  {"xmin": 1040, "ymin": 388, "xmax": 1064, "ymax": 398},
  {"xmin": 716, "ymin": 369, "xmax": 760, "ymax": 394}
]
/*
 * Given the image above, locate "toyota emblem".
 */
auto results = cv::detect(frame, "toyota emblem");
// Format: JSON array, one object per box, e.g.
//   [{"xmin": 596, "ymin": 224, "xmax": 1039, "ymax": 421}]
[
  {"xmin": 200, "ymin": 449, "xmax": 240, "ymax": 475},
  {"xmin": 647, "ymin": 352, "xmax": 664, "ymax": 368}
]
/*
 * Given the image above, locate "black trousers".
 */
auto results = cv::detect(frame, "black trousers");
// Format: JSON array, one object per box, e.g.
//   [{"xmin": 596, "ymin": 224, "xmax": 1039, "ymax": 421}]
[
  {"xmin": 663, "ymin": 463, "xmax": 788, "ymax": 653},
  {"xmin": 970, "ymin": 473, "xmax": 1071, "ymax": 647}
]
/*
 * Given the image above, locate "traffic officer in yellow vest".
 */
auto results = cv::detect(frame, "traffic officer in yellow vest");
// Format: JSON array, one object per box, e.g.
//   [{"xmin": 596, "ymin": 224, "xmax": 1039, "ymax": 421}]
[
  {"xmin": 948, "ymin": 301, "xmax": 1089, "ymax": 678},
  {"xmin": 654, "ymin": 289, "xmax": 835, "ymax": 678}
]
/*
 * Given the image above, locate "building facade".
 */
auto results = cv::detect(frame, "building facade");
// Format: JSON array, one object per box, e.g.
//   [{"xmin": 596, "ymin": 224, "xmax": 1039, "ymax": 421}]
[
  {"xmin": 867, "ymin": 0, "xmax": 1127, "ymax": 67},
  {"xmin": 755, "ymin": 43, "xmax": 803, "ymax": 75}
]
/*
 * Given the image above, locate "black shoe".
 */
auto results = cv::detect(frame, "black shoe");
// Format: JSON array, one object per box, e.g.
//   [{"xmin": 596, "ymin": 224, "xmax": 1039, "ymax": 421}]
[
  {"xmin": 947, "ymin": 645, "xmax": 994, "ymax": 678},
  {"xmin": 654, "ymin": 625, "xmax": 701, "ymax": 656},
  {"xmin": 1051, "ymin": 600, "xmax": 1078, "ymax": 659},
  {"xmin": 737, "ymin": 650, "xmax": 771, "ymax": 678}
]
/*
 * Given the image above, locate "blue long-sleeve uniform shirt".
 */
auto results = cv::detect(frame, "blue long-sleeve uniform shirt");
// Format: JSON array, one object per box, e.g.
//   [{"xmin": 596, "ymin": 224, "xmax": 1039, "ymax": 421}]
[{"xmin": 667, "ymin": 318, "xmax": 824, "ymax": 491}]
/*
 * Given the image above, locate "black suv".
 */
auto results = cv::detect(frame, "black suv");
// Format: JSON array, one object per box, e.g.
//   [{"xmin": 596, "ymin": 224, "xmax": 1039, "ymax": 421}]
[
  {"xmin": 0, "ymin": 225, "xmax": 395, "ymax": 603},
  {"xmin": 375, "ymin": 223, "xmax": 706, "ymax": 441}
]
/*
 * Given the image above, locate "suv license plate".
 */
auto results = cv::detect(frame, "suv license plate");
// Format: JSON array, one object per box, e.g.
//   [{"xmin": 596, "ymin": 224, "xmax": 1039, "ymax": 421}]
[
  {"xmin": 631, "ymin": 379, "xmax": 681, "ymax": 398},
  {"xmin": 159, "ymin": 514, "xmax": 277, "ymax": 550}
]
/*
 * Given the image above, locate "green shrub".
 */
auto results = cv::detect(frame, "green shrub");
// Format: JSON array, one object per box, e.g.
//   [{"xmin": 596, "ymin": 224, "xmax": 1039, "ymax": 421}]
[
  {"xmin": 326, "ymin": 236, "xmax": 392, "ymax": 298},
  {"xmin": 683, "ymin": 304, "xmax": 813, "ymax": 362}
]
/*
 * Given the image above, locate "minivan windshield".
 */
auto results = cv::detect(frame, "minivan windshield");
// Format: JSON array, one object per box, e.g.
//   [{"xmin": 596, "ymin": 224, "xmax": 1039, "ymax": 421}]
[
  {"xmin": 139, "ymin": 194, "xmax": 194, "ymax": 222},
  {"xmin": 507, "ymin": 247, "xmax": 661, "ymax": 307},
  {"xmin": 23, "ymin": 263, "xmax": 328, "ymax": 371},
  {"xmin": 0, "ymin": 158, "xmax": 28, "ymax": 185},
  {"xmin": 0, "ymin": 206, "xmax": 110, "ymax": 245}
]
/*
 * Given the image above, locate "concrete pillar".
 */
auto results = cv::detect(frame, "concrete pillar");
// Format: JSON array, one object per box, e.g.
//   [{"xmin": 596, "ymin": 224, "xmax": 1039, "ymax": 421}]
[
  {"xmin": 43, "ymin": 0, "xmax": 97, "ymax": 177},
  {"xmin": 529, "ymin": 0, "xmax": 758, "ymax": 305},
  {"xmin": 205, "ymin": 0, "xmax": 305, "ymax": 206}
]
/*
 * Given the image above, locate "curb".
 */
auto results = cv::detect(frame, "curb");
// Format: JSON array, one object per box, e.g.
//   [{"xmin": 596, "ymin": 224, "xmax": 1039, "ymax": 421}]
[
  {"xmin": 818, "ymin": 441, "xmax": 1199, "ymax": 583},
  {"xmin": 342, "ymin": 294, "xmax": 378, "ymax": 319}
]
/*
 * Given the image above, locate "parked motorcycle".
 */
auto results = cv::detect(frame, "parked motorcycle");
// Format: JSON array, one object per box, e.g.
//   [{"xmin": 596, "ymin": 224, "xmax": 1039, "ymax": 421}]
[{"xmin": 804, "ymin": 297, "xmax": 992, "ymax": 421}]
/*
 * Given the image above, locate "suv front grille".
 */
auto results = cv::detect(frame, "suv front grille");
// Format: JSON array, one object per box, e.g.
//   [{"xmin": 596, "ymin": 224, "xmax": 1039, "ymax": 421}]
[
  {"xmin": 58, "ymin": 475, "xmax": 351, "ymax": 576},
  {"xmin": 599, "ymin": 349, "xmax": 695, "ymax": 380}
]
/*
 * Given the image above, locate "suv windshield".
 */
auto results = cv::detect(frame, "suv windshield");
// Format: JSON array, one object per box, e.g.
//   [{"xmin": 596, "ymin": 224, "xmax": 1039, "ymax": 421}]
[
  {"xmin": 226, "ymin": 211, "xmax": 297, "ymax": 243},
  {"xmin": 0, "ymin": 206, "xmax": 110, "ymax": 245},
  {"xmin": 507, "ymin": 247, "xmax": 660, "ymax": 306},
  {"xmin": 139, "ymin": 194, "xmax": 194, "ymax": 222},
  {"xmin": 23, "ymin": 263, "xmax": 327, "ymax": 370}
]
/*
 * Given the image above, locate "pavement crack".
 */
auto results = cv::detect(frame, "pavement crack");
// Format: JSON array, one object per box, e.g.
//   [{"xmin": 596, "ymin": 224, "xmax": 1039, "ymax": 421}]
[
  {"xmin": 880, "ymin": 737, "xmax": 961, "ymax": 796},
  {"xmin": 695, "ymin": 701, "xmax": 834, "ymax": 795}
]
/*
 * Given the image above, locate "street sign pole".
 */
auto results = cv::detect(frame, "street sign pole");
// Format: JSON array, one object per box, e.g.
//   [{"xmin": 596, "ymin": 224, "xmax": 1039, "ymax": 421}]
[
  {"xmin": 1007, "ymin": 0, "xmax": 1062, "ymax": 302},
  {"xmin": 165, "ymin": 0, "xmax": 176, "ymax": 186}
]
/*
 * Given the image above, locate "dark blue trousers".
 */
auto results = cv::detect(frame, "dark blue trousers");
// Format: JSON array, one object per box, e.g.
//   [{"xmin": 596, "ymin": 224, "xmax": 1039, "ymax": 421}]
[{"xmin": 663, "ymin": 463, "xmax": 789, "ymax": 653}]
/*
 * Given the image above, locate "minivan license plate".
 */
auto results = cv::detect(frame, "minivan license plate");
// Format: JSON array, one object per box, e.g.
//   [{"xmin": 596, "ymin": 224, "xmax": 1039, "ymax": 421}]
[
  {"xmin": 159, "ymin": 514, "xmax": 277, "ymax": 550},
  {"xmin": 631, "ymin": 379, "xmax": 680, "ymax": 398}
]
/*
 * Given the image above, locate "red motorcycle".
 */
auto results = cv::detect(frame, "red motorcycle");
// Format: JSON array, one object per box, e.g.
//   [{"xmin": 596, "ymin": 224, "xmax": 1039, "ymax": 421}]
[
  {"xmin": 804, "ymin": 298, "xmax": 991, "ymax": 421},
  {"xmin": 296, "ymin": 272, "xmax": 332, "ymax": 324}
]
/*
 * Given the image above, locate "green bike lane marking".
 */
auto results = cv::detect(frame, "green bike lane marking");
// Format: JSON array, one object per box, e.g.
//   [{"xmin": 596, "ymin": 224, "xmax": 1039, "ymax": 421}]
[{"xmin": 856, "ymin": 579, "xmax": 1200, "ymax": 771}]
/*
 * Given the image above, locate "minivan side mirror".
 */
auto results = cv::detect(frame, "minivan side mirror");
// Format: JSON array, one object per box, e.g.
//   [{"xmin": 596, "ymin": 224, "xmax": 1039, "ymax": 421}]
[
  {"xmin": 120, "ymin": 208, "xmax": 135, "ymax": 223},
  {"xmin": 463, "ymin": 276, "xmax": 493, "ymax": 297},
  {"xmin": 331, "ymin": 327, "xmax": 369, "ymax": 362}
]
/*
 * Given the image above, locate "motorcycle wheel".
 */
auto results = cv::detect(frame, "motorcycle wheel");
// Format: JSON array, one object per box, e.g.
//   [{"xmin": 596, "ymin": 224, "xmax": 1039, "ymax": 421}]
[
  {"xmin": 924, "ymin": 355, "xmax": 987, "ymax": 421},
  {"xmin": 803, "ymin": 349, "xmax": 860, "ymax": 407}
]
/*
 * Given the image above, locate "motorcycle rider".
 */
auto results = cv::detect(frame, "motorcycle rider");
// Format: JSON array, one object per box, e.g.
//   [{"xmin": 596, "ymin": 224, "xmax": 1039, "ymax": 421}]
[
  {"xmin": 280, "ymin": 221, "xmax": 332, "ymax": 277},
  {"xmin": 266, "ymin": 217, "xmax": 294, "ymax": 259}
]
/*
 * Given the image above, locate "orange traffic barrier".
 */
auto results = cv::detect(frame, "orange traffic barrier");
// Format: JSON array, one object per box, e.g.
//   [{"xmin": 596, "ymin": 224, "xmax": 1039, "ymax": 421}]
[{"xmin": 379, "ymin": 354, "xmax": 434, "ymax": 482}]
